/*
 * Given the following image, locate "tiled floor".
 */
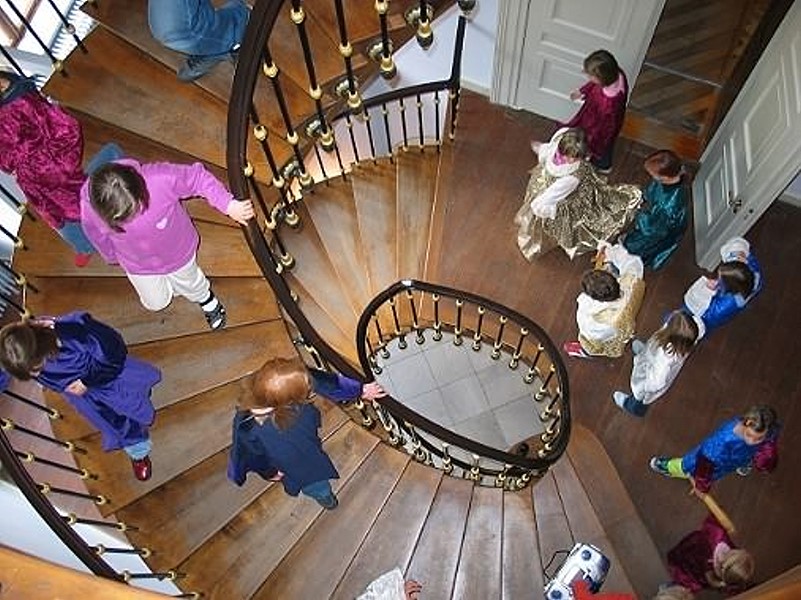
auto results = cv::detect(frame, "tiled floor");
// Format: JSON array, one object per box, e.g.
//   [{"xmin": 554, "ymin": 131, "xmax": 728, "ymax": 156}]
[{"xmin": 373, "ymin": 331, "xmax": 545, "ymax": 451}]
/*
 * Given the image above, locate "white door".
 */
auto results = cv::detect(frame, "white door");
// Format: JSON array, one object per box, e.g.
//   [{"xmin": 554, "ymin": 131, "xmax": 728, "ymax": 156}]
[
  {"xmin": 492, "ymin": 0, "xmax": 664, "ymax": 121},
  {"xmin": 692, "ymin": 1, "xmax": 801, "ymax": 268}
]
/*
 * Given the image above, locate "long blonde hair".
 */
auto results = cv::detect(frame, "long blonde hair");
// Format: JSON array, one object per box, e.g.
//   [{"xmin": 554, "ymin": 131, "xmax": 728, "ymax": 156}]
[{"xmin": 707, "ymin": 548, "xmax": 755, "ymax": 590}]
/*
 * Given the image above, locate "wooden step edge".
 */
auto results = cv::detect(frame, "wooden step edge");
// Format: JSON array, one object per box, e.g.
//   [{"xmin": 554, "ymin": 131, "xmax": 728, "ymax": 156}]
[
  {"xmin": 422, "ymin": 138, "xmax": 450, "ymax": 283},
  {"xmin": 126, "ymin": 316, "xmax": 279, "ymax": 352},
  {"xmin": 283, "ymin": 273, "xmax": 357, "ymax": 346}
]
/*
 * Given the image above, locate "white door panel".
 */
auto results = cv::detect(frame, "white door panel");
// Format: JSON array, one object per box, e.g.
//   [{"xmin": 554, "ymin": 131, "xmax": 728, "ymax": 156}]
[
  {"xmin": 693, "ymin": 3, "xmax": 801, "ymax": 268},
  {"xmin": 493, "ymin": 0, "xmax": 664, "ymax": 121}
]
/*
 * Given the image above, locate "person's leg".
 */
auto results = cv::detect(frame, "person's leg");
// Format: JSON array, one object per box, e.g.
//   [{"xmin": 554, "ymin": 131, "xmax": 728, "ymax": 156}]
[
  {"xmin": 56, "ymin": 221, "xmax": 95, "ymax": 257},
  {"xmin": 126, "ymin": 272, "xmax": 174, "ymax": 311},
  {"xmin": 168, "ymin": 256, "xmax": 227, "ymax": 329},
  {"xmin": 592, "ymin": 146, "xmax": 614, "ymax": 172},
  {"xmin": 300, "ymin": 479, "xmax": 338, "ymax": 509},
  {"xmin": 148, "ymin": 0, "xmax": 248, "ymax": 57},
  {"xmin": 84, "ymin": 142, "xmax": 124, "ymax": 176}
]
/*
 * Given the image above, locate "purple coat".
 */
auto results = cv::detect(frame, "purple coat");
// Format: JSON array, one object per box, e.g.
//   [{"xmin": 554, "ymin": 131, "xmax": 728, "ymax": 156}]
[
  {"xmin": 80, "ymin": 159, "xmax": 234, "ymax": 275},
  {"xmin": 0, "ymin": 91, "xmax": 84, "ymax": 229},
  {"xmin": 1, "ymin": 313, "xmax": 161, "ymax": 452}
]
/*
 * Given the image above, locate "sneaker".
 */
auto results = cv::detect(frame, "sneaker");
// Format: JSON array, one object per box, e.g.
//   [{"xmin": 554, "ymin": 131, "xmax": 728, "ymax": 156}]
[
  {"xmin": 612, "ymin": 391, "xmax": 629, "ymax": 408},
  {"xmin": 649, "ymin": 456, "xmax": 671, "ymax": 477},
  {"xmin": 631, "ymin": 338, "xmax": 646, "ymax": 355},
  {"xmin": 74, "ymin": 253, "xmax": 92, "ymax": 267},
  {"xmin": 177, "ymin": 52, "xmax": 234, "ymax": 82},
  {"xmin": 200, "ymin": 293, "xmax": 227, "ymax": 330},
  {"xmin": 316, "ymin": 493, "xmax": 339, "ymax": 510},
  {"xmin": 563, "ymin": 340, "xmax": 590, "ymax": 358},
  {"xmin": 736, "ymin": 465, "xmax": 752, "ymax": 477},
  {"xmin": 131, "ymin": 456, "xmax": 152, "ymax": 481}
]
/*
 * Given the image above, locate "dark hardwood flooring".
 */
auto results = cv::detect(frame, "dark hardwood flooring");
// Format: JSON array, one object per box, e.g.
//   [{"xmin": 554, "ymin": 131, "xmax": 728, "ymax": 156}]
[{"xmin": 434, "ymin": 90, "xmax": 801, "ymax": 585}]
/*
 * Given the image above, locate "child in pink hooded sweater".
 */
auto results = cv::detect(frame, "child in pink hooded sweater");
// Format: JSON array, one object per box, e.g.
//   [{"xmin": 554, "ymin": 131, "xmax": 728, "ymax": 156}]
[{"xmin": 80, "ymin": 159, "xmax": 253, "ymax": 329}]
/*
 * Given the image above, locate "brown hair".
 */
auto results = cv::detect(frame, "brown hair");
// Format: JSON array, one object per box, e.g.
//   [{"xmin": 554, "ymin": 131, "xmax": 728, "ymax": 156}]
[
  {"xmin": 708, "ymin": 548, "xmax": 755, "ymax": 590},
  {"xmin": 583, "ymin": 49, "xmax": 621, "ymax": 86},
  {"xmin": 653, "ymin": 311, "xmax": 698, "ymax": 357},
  {"xmin": 718, "ymin": 261, "xmax": 755, "ymax": 297},
  {"xmin": 741, "ymin": 405, "xmax": 777, "ymax": 434},
  {"xmin": 581, "ymin": 269, "xmax": 620, "ymax": 302},
  {"xmin": 557, "ymin": 128, "xmax": 588, "ymax": 160},
  {"xmin": 243, "ymin": 358, "xmax": 313, "ymax": 430},
  {"xmin": 89, "ymin": 163, "xmax": 149, "ymax": 232},
  {"xmin": 0, "ymin": 321, "xmax": 59, "ymax": 380},
  {"xmin": 645, "ymin": 149, "xmax": 683, "ymax": 179}
]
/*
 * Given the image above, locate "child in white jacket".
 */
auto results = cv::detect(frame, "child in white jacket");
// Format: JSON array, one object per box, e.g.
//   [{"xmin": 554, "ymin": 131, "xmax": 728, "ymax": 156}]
[{"xmin": 612, "ymin": 310, "xmax": 702, "ymax": 416}]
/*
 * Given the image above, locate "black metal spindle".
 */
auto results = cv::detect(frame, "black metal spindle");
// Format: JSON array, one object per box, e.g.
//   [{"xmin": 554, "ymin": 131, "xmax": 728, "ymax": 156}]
[
  {"xmin": 406, "ymin": 289, "xmax": 424, "ymax": 344},
  {"xmin": 93, "ymin": 544, "xmax": 151, "ymax": 557},
  {"xmin": 0, "ymin": 180, "xmax": 26, "ymax": 214},
  {"xmin": 448, "ymin": 17, "xmax": 468, "ymax": 140},
  {"xmin": 123, "ymin": 570, "xmax": 181, "ymax": 582},
  {"xmin": 3, "ymin": 0, "xmax": 64, "ymax": 73},
  {"xmin": 399, "ymin": 98, "xmax": 409, "ymax": 149},
  {"xmin": 472, "ymin": 306, "xmax": 485, "ymax": 351},
  {"xmin": 491, "ymin": 316, "xmax": 508, "ymax": 359},
  {"xmin": 243, "ymin": 164, "xmax": 274, "ymax": 228},
  {"xmin": 0, "ymin": 291, "xmax": 30, "ymax": 317},
  {"xmin": 0, "ymin": 261, "xmax": 37, "ymax": 292},
  {"xmin": 0, "ymin": 46, "xmax": 25, "ymax": 76},
  {"xmin": 375, "ymin": 0, "xmax": 397, "ymax": 79},
  {"xmin": 364, "ymin": 110, "xmax": 377, "ymax": 162},
  {"xmin": 16, "ymin": 451, "xmax": 96, "ymax": 479},
  {"xmin": 1, "ymin": 389, "xmax": 59, "ymax": 418},
  {"xmin": 345, "ymin": 115, "xmax": 360, "ymax": 164},
  {"xmin": 1, "ymin": 418, "xmax": 85, "ymax": 453},
  {"xmin": 289, "ymin": 0, "xmax": 336, "ymax": 152},
  {"xmin": 434, "ymin": 90, "xmax": 442, "ymax": 148},
  {"xmin": 416, "ymin": 93, "xmax": 425, "ymax": 148},
  {"xmin": 261, "ymin": 49, "xmax": 313, "ymax": 190},
  {"xmin": 311, "ymin": 142, "xmax": 329, "ymax": 181},
  {"xmin": 251, "ymin": 120, "xmax": 298, "ymax": 226},
  {"xmin": 270, "ymin": 227, "xmax": 295, "ymax": 272},
  {"xmin": 0, "ymin": 222, "xmax": 24, "ymax": 249},
  {"xmin": 536, "ymin": 366, "xmax": 556, "ymax": 401},
  {"xmin": 453, "ymin": 299, "xmax": 464, "ymax": 346},
  {"xmin": 64, "ymin": 513, "xmax": 137, "ymax": 532},
  {"xmin": 43, "ymin": 0, "xmax": 87, "ymax": 53},
  {"xmin": 38, "ymin": 483, "xmax": 107, "ymax": 505},
  {"xmin": 381, "ymin": 104, "xmax": 394, "ymax": 162},
  {"xmin": 389, "ymin": 296, "xmax": 406, "ymax": 349},
  {"xmin": 373, "ymin": 317, "xmax": 390, "ymax": 359},
  {"xmin": 510, "ymin": 327, "xmax": 528, "ymax": 369},
  {"xmin": 525, "ymin": 343, "xmax": 544, "ymax": 383},
  {"xmin": 432, "ymin": 293, "xmax": 442, "ymax": 341},
  {"xmin": 332, "ymin": 0, "xmax": 362, "ymax": 112}
]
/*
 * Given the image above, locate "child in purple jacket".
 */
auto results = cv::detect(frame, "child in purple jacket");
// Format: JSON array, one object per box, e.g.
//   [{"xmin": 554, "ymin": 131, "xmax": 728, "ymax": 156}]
[{"xmin": 80, "ymin": 159, "xmax": 253, "ymax": 330}]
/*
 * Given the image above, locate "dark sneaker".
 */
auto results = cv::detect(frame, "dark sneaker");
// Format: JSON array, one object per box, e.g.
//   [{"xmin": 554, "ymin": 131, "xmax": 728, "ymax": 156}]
[
  {"xmin": 200, "ymin": 293, "xmax": 227, "ymax": 330},
  {"xmin": 177, "ymin": 52, "xmax": 232, "ymax": 82},
  {"xmin": 316, "ymin": 493, "xmax": 339, "ymax": 510},
  {"xmin": 649, "ymin": 456, "xmax": 671, "ymax": 477}
]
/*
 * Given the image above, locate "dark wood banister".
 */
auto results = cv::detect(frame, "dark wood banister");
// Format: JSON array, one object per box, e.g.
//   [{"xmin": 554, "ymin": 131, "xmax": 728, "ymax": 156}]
[{"xmin": 355, "ymin": 279, "xmax": 572, "ymax": 471}]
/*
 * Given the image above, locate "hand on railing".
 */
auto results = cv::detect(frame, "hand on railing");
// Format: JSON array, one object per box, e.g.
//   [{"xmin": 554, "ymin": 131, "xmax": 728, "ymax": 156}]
[
  {"xmin": 361, "ymin": 381, "xmax": 387, "ymax": 402},
  {"xmin": 226, "ymin": 199, "xmax": 255, "ymax": 225}
]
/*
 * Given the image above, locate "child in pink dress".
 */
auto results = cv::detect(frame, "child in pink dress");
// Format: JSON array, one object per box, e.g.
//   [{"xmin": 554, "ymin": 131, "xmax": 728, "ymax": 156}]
[{"xmin": 563, "ymin": 50, "xmax": 628, "ymax": 172}]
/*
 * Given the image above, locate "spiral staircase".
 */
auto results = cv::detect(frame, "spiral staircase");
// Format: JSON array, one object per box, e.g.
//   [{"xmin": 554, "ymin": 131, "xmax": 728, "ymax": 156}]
[{"xmin": 0, "ymin": 1, "xmax": 670, "ymax": 598}]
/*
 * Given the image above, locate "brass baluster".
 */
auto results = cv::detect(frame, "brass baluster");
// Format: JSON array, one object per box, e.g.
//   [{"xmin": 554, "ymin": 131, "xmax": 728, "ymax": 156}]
[
  {"xmin": 453, "ymin": 299, "xmax": 464, "ymax": 346},
  {"xmin": 432, "ymin": 293, "xmax": 442, "ymax": 341},
  {"xmin": 472, "ymin": 306, "xmax": 485, "ymax": 351},
  {"xmin": 441, "ymin": 443, "xmax": 454, "ymax": 474},
  {"xmin": 540, "ymin": 390, "xmax": 561, "ymax": 421},
  {"xmin": 536, "ymin": 365, "xmax": 556, "ymax": 401},
  {"xmin": 373, "ymin": 316, "xmax": 390, "ymax": 359},
  {"xmin": 491, "ymin": 316, "xmax": 508, "ymax": 360},
  {"xmin": 406, "ymin": 288, "xmax": 425, "ymax": 344},
  {"xmin": 524, "ymin": 344, "xmax": 544, "ymax": 383},
  {"xmin": 3, "ymin": 419, "xmax": 85, "ymax": 454},
  {"xmin": 399, "ymin": 97, "xmax": 409, "ymax": 150},
  {"xmin": 332, "ymin": 0, "xmax": 363, "ymax": 113},
  {"xmin": 374, "ymin": 0, "xmax": 397, "ymax": 79},
  {"xmin": 389, "ymin": 296, "xmax": 407, "ymax": 349},
  {"xmin": 509, "ymin": 327, "xmax": 528, "ymax": 369}
]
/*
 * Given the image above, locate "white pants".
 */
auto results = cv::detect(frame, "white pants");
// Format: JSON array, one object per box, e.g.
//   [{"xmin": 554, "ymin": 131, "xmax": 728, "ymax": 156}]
[{"xmin": 127, "ymin": 255, "xmax": 210, "ymax": 311}]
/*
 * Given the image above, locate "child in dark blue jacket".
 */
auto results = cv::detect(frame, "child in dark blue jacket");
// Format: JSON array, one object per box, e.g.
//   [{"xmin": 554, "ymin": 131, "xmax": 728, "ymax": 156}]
[{"xmin": 227, "ymin": 358, "xmax": 384, "ymax": 509}]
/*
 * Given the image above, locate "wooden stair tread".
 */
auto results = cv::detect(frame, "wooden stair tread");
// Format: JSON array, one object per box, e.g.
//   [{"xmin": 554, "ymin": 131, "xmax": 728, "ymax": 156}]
[
  {"xmin": 178, "ymin": 421, "xmax": 379, "ymax": 598},
  {"xmin": 531, "ymin": 471, "xmax": 574, "ymax": 576},
  {"xmin": 422, "ymin": 138, "xmax": 453, "ymax": 282},
  {"xmin": 567, "ymin": 425, "xmax": 668, "ymax": 597},
  {"xmin": 72, "ymin": 378, "xmax": 247, "ymax": 515},
  {"xmin": 27, "ymin": 277, "xmax": 277, "ymax": 345},
  {"xmin": 405, "ymin": 475, "xmax": 474, "ymax": 599},
  {"xmin": 502, "ymin": 490, "xmax": 544, "ymax": 600},
  {"xmin": 331, "ymin": 460, "xmax": 443, "ymax": 600},
  {"xmin": 45, "ymin": 28, "xmax": 229, "ymax": 169},
  {"xmin": 396, "ymin": 149, "xmax": 439, "ymax": 280},
  {"xmin": 302, "ymin": 180, "xmax": 372, "ymax": 312},
  {"xmin": 549, "ymin": 456, "xmax": 635, "ymax": 596},
  {"xmin": 196, "ymin": 221, "xmax": 262, "ymax": 277},
  {"xmin": 452, "ymin": 485, "xmax": 504, "ymax": 600},
  {"xmin": 350, "ymin": 160, "xmax": 398, "ymax": 296},
  {"xmin": 116, "ymin": 398, "xmax": 350, "ymax": 571},
  {"xmin": 256, "ymin": 443, "xmax": 411, "ymax": 599},
  {"xmin": 132, "ymin": 320, "xmax": 295, "ymax": 410}
]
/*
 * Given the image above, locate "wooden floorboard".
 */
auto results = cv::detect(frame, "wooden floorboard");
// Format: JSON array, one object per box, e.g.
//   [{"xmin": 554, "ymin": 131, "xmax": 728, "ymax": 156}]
[{"xmin": 502, "ymin": 490, "xmax": 543, "ymax": 600}]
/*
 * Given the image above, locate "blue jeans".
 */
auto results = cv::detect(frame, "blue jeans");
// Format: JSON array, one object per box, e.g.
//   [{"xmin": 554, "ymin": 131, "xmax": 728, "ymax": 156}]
[
  {"xmin": 85, "ymin": 142, "xmax": 124, "ymax": 177},
  {"xmin": 57, "ymin": 221, "xmax": 95, "ymax": 254},
  {"xmin": 300, "ymin": 479, "xmax": 335, "ymax": 503},
  {"xmin": 123, "ymin": 437, "xmax": 152, "ymax": 460},
  {"xmin": 148, "ymin": 0, "xmax": 249, "ymax": 58}
]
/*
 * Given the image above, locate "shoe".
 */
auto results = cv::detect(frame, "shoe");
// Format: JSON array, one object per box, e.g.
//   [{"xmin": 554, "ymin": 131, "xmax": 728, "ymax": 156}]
[
  {"xmin": 316, "ymin": 493, "xmax": 338, "ymax": 510},
  {"xmin": 74, "ymin": 253, "xmax": 92, "ymax": 267},
  {"xmin": 131, "ymin": 456, "xmax": 152, "ymax": 481},
  {"xmin": 177, "ymin": 52, "xmax": 234, "ymax": 82},
  {"xmin": 649, "ymin": 456, "xmax": 671, "ymax": 477},
  {"xmin": 631, "ymin": 338, "xmax": 646, "ymax": 355},
  {"xmin": 736, "ymin": 465, "xmax": 752, "ymax": 477},
  {"xmin": 612, "ymin": 391, "xmax": 629, "ymax": 408},
  {"xmin": 200, "ymin": 293, "xmax": 227, "ymax": 330},
  {"xmin": 563, "ymin": 340, "xmax": 590, "ymax": 358},
  {"xmin": 511, "ymin": 442, "xmax": 530, "ymax": 457}
]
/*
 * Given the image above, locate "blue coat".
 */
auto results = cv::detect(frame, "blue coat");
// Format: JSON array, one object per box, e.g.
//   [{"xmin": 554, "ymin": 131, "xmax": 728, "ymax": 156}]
[{"xmin": 227, "ymin": 369, "xmax": 362, "ymax": 494}]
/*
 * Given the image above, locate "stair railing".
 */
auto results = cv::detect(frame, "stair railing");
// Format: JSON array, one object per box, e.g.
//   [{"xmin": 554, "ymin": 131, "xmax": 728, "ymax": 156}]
[{"xmin": 354, "ymin": 279, "xmax": 571, "ymax": 487}]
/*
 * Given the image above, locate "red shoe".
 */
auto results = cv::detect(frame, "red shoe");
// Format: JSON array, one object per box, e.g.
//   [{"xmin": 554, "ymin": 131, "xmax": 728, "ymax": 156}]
[
  {"xmin": 74, "ymin": 253, "xmax": 92, "ymax": 267},
  {"xmin": 563, "ymin": 340, "xmax": 590, "ymax": 358},
  {"xmin": 131, "ymin": 456, "xmax": 152, "ymax": 481}
]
